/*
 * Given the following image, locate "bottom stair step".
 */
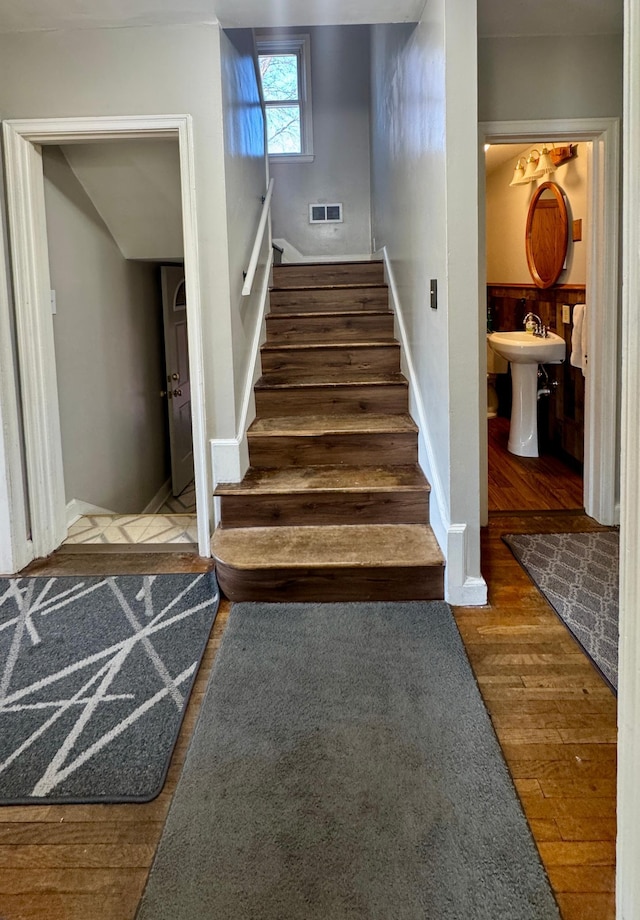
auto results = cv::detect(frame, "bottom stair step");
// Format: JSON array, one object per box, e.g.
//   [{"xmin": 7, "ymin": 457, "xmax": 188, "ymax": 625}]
[{"xmin": 211, "ymin": 523, "xmax": 444, "ymax": 602}]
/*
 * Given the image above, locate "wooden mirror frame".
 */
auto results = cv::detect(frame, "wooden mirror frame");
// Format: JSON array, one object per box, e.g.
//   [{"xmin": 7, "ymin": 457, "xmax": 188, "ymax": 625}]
[{"xmin": 525, "ymin": 181, "xmax": 569, "ymax": 289}]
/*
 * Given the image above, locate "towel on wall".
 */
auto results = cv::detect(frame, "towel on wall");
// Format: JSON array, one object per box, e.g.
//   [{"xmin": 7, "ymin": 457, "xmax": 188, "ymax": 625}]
[{"xmin": 570, "ymin": 303, "xmax": 587, "ymax": 376}]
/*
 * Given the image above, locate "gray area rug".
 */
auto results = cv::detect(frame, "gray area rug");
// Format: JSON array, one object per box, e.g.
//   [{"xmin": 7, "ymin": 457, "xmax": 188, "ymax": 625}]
[
  {"xmin": 137, "ymin": 601, "xmax": 560, "ymax": 920},
  {"xmin": 0, "ymin": 572, "xmax": 219, "ymax": 804},
  {"xmin": 503, "ymin": 532, "xmax": 619, "ymax": 690}
]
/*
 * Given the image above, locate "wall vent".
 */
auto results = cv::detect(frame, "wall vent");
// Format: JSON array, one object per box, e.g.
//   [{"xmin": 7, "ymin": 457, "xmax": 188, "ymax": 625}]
[{"xmin": 309, "ymin": 203, "xmax": 343, "ymax": 224}]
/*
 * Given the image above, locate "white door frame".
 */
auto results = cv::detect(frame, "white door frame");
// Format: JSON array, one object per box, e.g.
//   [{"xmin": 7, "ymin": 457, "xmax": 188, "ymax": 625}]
[
  {"xmin": 0, "ymin": 114, "xmax": 210, "ymax": 565},
  {"xmin": 617, "ymin": 0, "xmax": 640, "ymax": 910},
  {"xmin": 478, "ymin": 117, "xmax": 620, "ymax": 526}
]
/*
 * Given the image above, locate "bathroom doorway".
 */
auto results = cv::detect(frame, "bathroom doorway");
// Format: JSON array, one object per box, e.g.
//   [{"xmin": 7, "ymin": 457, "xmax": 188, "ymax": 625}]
[
  {"xmin": 484, "ymin": 140, "xmax": 586, "ymax": 513},
  {"xmin": 478, "ymin": 118, "xmax": 620, "ymax": 527}
]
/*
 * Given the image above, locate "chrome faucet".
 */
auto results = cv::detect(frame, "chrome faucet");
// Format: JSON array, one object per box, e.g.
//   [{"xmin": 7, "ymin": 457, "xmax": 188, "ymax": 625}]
[{"xmin": 523, "ymin": 312, "xmax": 548, "ymax": 338}]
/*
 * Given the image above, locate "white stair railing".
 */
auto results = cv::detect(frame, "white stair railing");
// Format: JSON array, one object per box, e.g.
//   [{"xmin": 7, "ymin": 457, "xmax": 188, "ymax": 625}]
[{"xmin": 242, "ymin": 178, "xmax": 275, "ymax": 296}]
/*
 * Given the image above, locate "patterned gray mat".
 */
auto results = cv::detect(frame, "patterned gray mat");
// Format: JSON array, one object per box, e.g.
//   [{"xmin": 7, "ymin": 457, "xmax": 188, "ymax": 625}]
[
  {"xmin": 503, "ymin": 532, "xmax": 619, "ymax": 690},
  {"xmin": 0, "ymin": 572, "xmax": 219, "ymax": 804}
]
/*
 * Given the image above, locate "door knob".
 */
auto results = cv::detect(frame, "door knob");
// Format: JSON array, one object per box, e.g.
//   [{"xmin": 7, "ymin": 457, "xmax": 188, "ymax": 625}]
[
  {"xmin": 172, "ymin": 372, "xmax": 180, "ymax": 381},
  {"xmin": 160, "ymin": 390, "xmax": 173, "ymax": 399}
]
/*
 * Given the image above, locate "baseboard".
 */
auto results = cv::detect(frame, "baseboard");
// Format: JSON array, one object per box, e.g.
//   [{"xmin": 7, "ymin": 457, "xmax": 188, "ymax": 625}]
[
  {"xmin": 142, "ymin": 479, "xmax": 172, "ymax": 514},
  {"xmin": 65, "ymin": 498, "xmax": 116, "ymax": 529}
]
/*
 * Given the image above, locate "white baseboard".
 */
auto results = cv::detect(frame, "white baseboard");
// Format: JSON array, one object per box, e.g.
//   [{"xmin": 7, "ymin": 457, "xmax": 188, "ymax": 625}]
[
  {"xmin": 142, "ymin": 479, "xmax": 172, "ymax": 514},
  {"xmin": 65, "ymin": 498, "xmax": 116, "ymax": 529}
]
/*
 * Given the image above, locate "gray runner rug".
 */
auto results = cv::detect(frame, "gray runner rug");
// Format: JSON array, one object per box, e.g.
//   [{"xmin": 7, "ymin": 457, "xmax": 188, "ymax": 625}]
[
  {"xmin": 137, "ymin": 601, "xmax": 560, "ymax": 920},
  {"xmin": 503, "ymin": 531, "xmax": 619, "ymax": 691},
  {"xmin": 0, "ymin": 572, "xmax": 219, "ymax": 804}
]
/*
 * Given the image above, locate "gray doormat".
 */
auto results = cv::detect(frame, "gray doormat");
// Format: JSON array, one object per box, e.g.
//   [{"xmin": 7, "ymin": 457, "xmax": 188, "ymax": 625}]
[
  {"xmin": 503, "ymin": 532, "xmax": 619, "ymax": 691},
  {"xmin": 137, "ymin": 601, "xmax": 560, "ymax": 920},
  {"xmin": 0, "ymin": 572, "xmax": 219, "ymax": 804}
]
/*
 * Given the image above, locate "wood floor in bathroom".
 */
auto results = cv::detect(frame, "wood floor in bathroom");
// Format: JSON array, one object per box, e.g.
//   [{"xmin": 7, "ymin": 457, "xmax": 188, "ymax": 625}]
[
  {"xmin": 0, "ymin": 435, "xmax": 615, "ymax": 920},
  {"xmin": 488, "ymin": 416, "xmax": 584, "ymax": 512}
]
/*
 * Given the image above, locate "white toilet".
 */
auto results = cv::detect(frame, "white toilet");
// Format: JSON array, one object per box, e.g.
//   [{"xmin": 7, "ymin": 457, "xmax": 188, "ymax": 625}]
[{"xmin": 487, "ymin": 336, "xmax": 508, "ymax": 418}]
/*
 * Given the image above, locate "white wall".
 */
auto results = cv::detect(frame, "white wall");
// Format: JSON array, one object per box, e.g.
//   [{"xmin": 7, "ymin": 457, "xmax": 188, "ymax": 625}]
[
  {"xmin": 0, "ymin": 22, "xmax": 236, "ymax": 444},
  {"xmin": 478, "ymin": 34, "xmax": 623, "ymax": 123},
  {"xmin": 370, "ymin": 0, "xmax": 485, "ymax": 604},
  {"xmin": 43, "ymin": 146, "xmax": 169, "ymax": 512},
  {"xmin": 269, "ymin": 25, "xmax": 372, "ymax": 259},
  {"xmin": 486, "ymin": 143, "xmax": 589, "ymax": 285},
  {"xmin": 61, "ymin": 139, "xmax": 184, "ymax": 261},
  {"xmin": 220, "ymin": 29, "xmax": 270, "ymax": 424}
]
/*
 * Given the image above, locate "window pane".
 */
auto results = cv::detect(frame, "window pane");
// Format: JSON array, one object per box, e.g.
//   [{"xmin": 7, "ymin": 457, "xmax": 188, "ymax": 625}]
[
  {"xmin": 259, "ymin": 54, "xmax": 299, "ymax": 102},
  {"xmin": 265, "ymin": 105, "xmax": 301, "ymax": 154}
]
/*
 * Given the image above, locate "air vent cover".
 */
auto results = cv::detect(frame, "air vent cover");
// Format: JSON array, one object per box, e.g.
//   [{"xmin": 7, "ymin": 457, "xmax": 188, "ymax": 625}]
[{"xmin": 309, "ymin": 203, "xmax": 343, "ymax": 224}]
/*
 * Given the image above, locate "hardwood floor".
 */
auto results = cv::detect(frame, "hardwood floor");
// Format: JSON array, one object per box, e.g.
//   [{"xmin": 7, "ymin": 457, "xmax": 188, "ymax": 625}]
[
  {"xmin": 1, "ymin": 429, "xmax": 617, "ymax": 920},
  {"xmin": 488, "ymin": 416, "xmax": 584, "ymax": 511}
]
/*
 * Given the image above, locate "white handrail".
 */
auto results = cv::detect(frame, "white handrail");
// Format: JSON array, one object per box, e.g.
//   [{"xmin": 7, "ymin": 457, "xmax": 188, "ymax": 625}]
[{"xmin": 242, "ymin": 178, "xmax": 275, "ymax": 296}]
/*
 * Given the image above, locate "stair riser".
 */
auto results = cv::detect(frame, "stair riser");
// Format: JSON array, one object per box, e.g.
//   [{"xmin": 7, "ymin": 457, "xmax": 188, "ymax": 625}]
[
  {"xmin": 248, "ymin": 432, "xmax": 418, "ymax": 468},
  {"xmin": 255, "ymin": 384, "xmax": 408, "ymax": 417},
  {"xmin": 270, "ymin": 288, "xmax": 388, "ymax": 313},
  {"xmin": 261, "ymin": 345, "xmax": 400, "ymax": 378},
  {"xmin": 266, "ymin": 313, "xmax": 395, "ymax": 343},
  {"xmin": 272, "ymin": 263, "xmax": 384, "ymax": 288},
  {"xmin": 216, "ymin": 563, "xmax": 444, "ymax": 602},
  {"xmin": 219, "ymin": 490, "xmax": 430, "ymax": 527}
]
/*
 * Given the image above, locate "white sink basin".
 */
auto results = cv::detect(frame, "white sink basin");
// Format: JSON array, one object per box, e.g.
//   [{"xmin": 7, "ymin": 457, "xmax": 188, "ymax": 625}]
[
  {"xmin": 488, "ymin": 330, "xmax": 566, "ymax": 365},
  {"xmin": 487, "ymin": 330, "xmax": 566, "ymax": 458}
]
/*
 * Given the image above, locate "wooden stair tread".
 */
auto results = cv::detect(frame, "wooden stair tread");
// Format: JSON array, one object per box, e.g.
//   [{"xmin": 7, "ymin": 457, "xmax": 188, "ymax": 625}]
[
  {"xmin": 212, "ymin": 524, "xmax": 444, "ymax": 569},
  {"xmin": 255, "ymin": 372, "xmax": 407, "ymax": 389},
  {"xmin": 248, "ymin": 414, "xmax": 418, "ymax": 435},
  {"xmin": 266, "ymin": 310, "xmax": 393, "ymax": 320},
  {"xmin": 215, "ymin": 465, "xmax": 430, "ymax": 495},
  {"xmin": 261, "ymin": 340, "xmax": 399, "ymax": 352},
  {"xmin": 270, "ymin": 282, "xmax": 387, "ymax": 292}
]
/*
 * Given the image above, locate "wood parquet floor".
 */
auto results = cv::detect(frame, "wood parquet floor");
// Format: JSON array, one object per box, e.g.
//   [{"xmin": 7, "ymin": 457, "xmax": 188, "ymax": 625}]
[{"xmin": 0, "ymin": 434, "xmax": 616, "ymax": 919}]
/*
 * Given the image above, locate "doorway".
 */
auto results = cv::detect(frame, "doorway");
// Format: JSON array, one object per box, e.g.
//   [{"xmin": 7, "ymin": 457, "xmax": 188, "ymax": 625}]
[
  {"xmin": 478, "ymin": 118, "xmax": 620, "ymax": 528},
  {"xmin": 0, "ymin": 115, "xmax": 209, "ymax": 567},
  {"xmin": 484, "ymin": 140, "xmax": 587, "ymax": 513}
]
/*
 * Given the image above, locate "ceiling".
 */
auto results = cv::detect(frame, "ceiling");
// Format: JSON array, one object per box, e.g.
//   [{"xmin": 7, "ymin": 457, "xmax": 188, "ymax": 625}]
[{"xmin": 0, "ymin": 0, "xmax": 623, "ymax": 35}]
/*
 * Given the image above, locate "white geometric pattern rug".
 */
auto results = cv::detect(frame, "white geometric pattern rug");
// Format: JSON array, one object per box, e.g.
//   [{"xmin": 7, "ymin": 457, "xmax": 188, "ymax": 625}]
[
  {"xmin": 503, "ymin": 532, "xmax": 618, "ymax": 691},
  {"xmin": 0, "ymin": 572, "xmax": 219, "ymax": 804}
]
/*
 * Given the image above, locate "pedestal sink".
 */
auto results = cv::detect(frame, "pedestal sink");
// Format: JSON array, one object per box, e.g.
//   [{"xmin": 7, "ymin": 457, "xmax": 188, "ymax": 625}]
[{"xmin": 487, "ymin": 331, "xmax": 566, "ymax": 457}]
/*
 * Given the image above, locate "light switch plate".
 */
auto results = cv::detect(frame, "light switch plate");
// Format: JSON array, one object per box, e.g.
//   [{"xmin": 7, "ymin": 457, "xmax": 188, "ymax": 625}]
[{"xmin": 562, "ymin": 303, "xmax": 571, "ymax": 324}]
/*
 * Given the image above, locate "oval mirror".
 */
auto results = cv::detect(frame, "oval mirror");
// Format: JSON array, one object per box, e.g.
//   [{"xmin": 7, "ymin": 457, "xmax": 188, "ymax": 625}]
[{"xmin": 525, "ymin": 181, "xmax": 568, "ymax": 289}]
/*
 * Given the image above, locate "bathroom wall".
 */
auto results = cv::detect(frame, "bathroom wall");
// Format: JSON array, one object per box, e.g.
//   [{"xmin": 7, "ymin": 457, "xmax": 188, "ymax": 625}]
[{"xmin": 486, "ymin": 143, "xmax": 589, "ymax": 286}]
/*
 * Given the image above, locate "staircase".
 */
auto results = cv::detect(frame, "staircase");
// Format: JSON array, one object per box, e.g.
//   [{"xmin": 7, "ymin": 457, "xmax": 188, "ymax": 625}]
[{"xmin": 211, "ymin": 260, "xmax": 445, "ymax": 601}]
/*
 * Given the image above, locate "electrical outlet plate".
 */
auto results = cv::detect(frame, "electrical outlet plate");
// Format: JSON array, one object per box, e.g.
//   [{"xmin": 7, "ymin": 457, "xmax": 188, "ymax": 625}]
[{"xmin": 562, "ymin": 303, "xmax": 571, "ymax": 324}]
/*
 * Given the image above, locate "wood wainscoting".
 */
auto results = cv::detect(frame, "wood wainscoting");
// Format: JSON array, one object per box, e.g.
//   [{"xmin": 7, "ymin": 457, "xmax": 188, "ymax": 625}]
[{"xmin": 487, "ymin": 284, "xmax": 586, "ymax": 468}]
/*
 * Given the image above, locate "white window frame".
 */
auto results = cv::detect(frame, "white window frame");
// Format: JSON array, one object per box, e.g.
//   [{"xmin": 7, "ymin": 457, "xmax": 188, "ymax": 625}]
[{"xmin": 256, "ymin": 32, "xmax": 314, "ymax": 163}]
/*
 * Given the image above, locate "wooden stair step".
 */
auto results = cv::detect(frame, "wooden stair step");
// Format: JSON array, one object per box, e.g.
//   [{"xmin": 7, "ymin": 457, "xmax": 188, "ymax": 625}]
[
  {"xmin": 269, "ymin": 285, "xmax": 389, "ymax": 314},
  {"xmin": 215, "ymin": 465, "xmax": 430, "ymax": 527},
  {"xmin": 247, "ymin": 414, "xmax": 418, "ymax": 468},
  {"xmin": 211, "ymin": 523, "xmax": 445, "ymax": 601},
  {"xmin": 254, "ymin": 372, "xmax": 408, "ymax": 416},
  {"xmin": 265, "ymin": 310, "xmax": 395, "ymax": 343},
  {"xmin": 272, "ymin": 260, "xmax": 384, "ymax": 289},
  {"xmin": 261, "ymin": 341, "xmax": 400, "ymax": 377}
]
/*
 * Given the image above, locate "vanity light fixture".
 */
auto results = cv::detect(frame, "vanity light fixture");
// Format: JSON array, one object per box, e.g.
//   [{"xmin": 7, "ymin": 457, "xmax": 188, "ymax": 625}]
[{"xmin": 510, "ymin": 143, "xmax": 577, "ymax": 188}]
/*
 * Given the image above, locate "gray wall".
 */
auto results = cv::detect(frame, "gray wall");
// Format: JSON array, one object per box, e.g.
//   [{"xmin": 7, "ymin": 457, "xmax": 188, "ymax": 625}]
[
  {"xmin": 269, "ymin": 25, "xmax": 372, "ymax": 258},
  {"xmin": 44, "ymin": 146, "xmax": 169, "ymax": 512},
  {"xmin": 478, "ymin": 34, "xmax": 623, "ymax": 122}
]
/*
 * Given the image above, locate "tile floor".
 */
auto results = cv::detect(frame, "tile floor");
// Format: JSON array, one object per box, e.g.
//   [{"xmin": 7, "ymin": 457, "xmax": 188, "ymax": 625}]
[{"xmin": 62, "ymin": 482, "xmax": 198, "ymax": 549}]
